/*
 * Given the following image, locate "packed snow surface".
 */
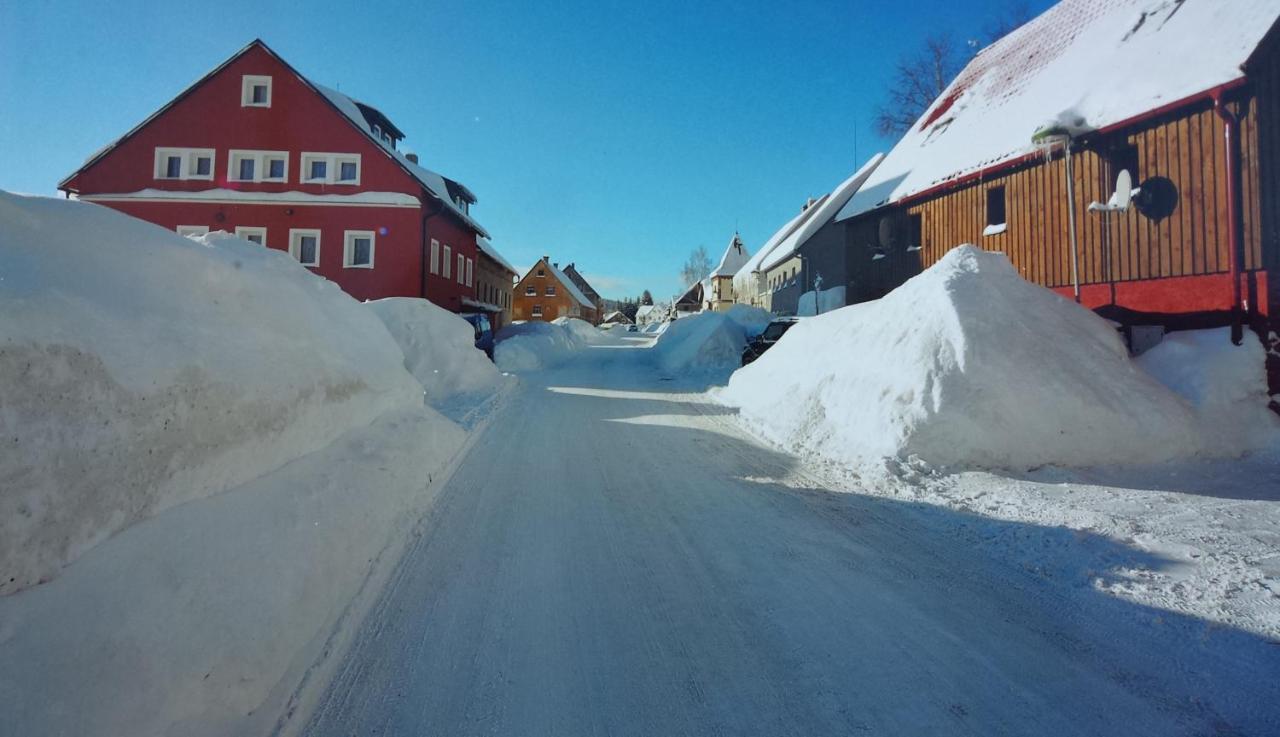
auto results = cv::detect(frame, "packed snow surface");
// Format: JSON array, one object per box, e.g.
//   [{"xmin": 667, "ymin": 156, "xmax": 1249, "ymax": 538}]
[
  {"xmin": 720, "ymin": 245, "xmax": 1277, "ymax": 471},
  {"xmin": 367, "ymin": 297, "xmax": 502, "ymax": 416},
  {"xmin": 652, "ymin": 305, "xmax": 771, "ymax": 375},
  {"xmin": 0, "ymin": 192, "xmax": 422, "ymax": 594},
  {"xmin": 494, "ymin": 317, "xmax": 622, "ymax": 372}
]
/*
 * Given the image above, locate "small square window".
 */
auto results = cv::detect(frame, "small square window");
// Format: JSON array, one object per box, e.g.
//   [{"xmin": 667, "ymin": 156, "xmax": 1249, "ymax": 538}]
[
  {"xmin": 986, "ymin": 186, "xmax": 1007, "ymax": 227},
  {"xmin": 238, "ymin": 157, "xmax": 255, "ymax": 181},
  {"xmin": 290, "ymin": 229, "xmax": 321, "ymax": 267},
  {"xmin": 165, "ymin": 156, "xmax": 182, "ymax": 178},
  {"xmin": 339, "ymin": 161, "xmax": 357, "ymax": 182},
  {"xmin": 526, "ymin": 286, "xmax": 536, "ymax": 296},
  {"xmin": 268, "ymin": 158, "xmax": 286, "ymax": 180},
  {"xmin": 241, "ymin": 75, "xmax": 272, "ymax": 107},
  {"xmin": 309, "ymin": 160, "xmax": 327, "ymax": 181},
  {"xmin": 532, "ymin": 305, "xmax": 543, "ymax": 317},
  {"xmin": 235, "ymin": 226, "xmax": 267, "ymax": 246},
  {"xmin": 252, "ymin": 84, "xmax": 268, "ymax": 104},
  {"xmin": 194, "ymin": 156, "xmax": 211, "ymax": 177},
  {"xmin": 344, "ymin": 230, "xmax": 375, "ymax": 269},
  {"xmin": 546, "ymin": 286, "xmax": 556, "ymax": 296}
]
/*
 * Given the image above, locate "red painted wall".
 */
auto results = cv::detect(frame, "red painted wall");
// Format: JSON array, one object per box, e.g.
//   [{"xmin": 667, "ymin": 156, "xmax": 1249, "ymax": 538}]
[
  {"xmin": 99, "ymin": 199, "xmax": 423, "ymax": 302},
  {"xmin": 1057, "ymin": 271, "xmax": 1271, "ymax": 317},
  {"xmin": 423, "ymin": 209, "xmax": 480, "ymax": 313}
]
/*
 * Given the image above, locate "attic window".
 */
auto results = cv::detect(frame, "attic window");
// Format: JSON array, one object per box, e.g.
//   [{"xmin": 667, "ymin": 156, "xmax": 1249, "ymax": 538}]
[
  {"xmin": 154, "ymin": 148, "xmax": 215, "ymax": 181},
  {"xmin": 241, "ymin": 76, "xmax": 272, "ymax": 107},
  {"xmin": 537, "ymin": 268, "xmax": 545, "ymax": 277},
  {"xmin": 301, "ymin": 153, "xmax": 360, "ymax": 185},
  {"xmin": 985, "ymin": 186, "xmax": 1007, "ymax": 235}
]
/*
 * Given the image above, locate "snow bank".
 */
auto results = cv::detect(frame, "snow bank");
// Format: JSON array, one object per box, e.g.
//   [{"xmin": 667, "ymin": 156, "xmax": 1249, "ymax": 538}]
[
  {"xmin": 367, "ymin": 297, "xmax": 501, "ymax": 414},
  {"xmin": 494, "ymin": 321, "xmax": 587, "ymax": 371},
  {"xmin": 552, "ymin": 316, "xmax": 617, "ymax": 345},
  {"xmin": 0, "ymin": 193, "xmax": 422, "ymax": 594},
  {"xmin": 720, "ymin": 245, "xmax": 1230, "ymax": 470},
  {"xmin": 652, "ymin": 305, "xmax": 771, "ymax": 375}
]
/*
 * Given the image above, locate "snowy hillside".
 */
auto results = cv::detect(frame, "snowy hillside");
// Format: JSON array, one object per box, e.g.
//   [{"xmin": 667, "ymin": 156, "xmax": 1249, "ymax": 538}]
[
  {"xmin": 719, "ymin": 245, "xmax": 1278, "ymax": 470},
  {"xmin": 0, "ymin": 192, "xmax": 424, "ymax": 595}
]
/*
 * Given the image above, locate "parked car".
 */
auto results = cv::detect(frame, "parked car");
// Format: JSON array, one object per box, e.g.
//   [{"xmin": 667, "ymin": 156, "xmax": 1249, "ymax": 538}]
[
  {"xmin": 626, "ymin": 325, "xmax": 639, "ymax": 332},
  {"xmin": 459, "ymin": 313, "xmax": 495, "ymax": 360},
  {"xmin": 741, "ymin": 317, "xmax": 801, "ymax": 366}
]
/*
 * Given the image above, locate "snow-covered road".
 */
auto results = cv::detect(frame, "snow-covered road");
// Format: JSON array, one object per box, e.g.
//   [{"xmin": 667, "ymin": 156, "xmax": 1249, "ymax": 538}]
[{"xmin": 300, "ymin": 344, "xmax": 1279, "ymax": 736}]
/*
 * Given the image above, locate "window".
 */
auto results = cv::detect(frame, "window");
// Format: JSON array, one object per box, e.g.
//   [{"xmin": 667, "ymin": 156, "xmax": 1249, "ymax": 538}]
[
  {"xmin": 457, "ymin": 254, "xmax": 465, "ymax": 284},
  {"xmin": 289, "ymin": 229, "xmax": 321, "ymax": 267},
  {"xmin": 466, "ymin": 258, "xmax": 473, "ymax": 287},
  {"xmin": 532, "ymin": 304, "xmax": 543, "ymax": 317},
  {"xmin": 343, "ymin": 230, "xmax": 375, "ymax": 268},
  {"xmin": 443, "ymin": 245, "xmax": 452, "ymax": 278},
  {"xmin": 300, "ymin": 153, "xmax": 360, "ymax": 184},
  {"xmin": 235, "ymin": 226, "xmax": 267, "ymax": 246},
  {"xmin": 546, "ymin": 285, "xmax": 556, "ymax": 296},
  {"xmin": 536, "ymin": 268, "xmax": 545, "ymax": 277},
  {"xmin": 430, "ymin": 239, "xmax": 440, "ymax": 274},
  {"xmin": 525, "ymin": 285, "xmax": 536, "ymax": 296},
  {"xmin": 154, "ymin": 148, "xmax": 216, "ymax": 181},
  {"xmin": 908, "ymin": 213, "xmax": 923, "ymax": 252},
  {"xmin": 241, "ymin": 75, "xmax": 272, "ymax": 107},
  {"xmin": 176, "ymin": 225, "xmax": 209, "ymax": 237},
  {"xmin": 228, "ymin": 150, "xmax": 289, "ymax": 183},
  {"xmin": 985, "ymin": 186, "xmax": 1007, "ymax": 231}
]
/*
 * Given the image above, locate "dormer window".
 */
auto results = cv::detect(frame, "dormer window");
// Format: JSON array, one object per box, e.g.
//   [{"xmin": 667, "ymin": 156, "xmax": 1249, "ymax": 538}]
[{"xmin": 241, "ymin": 75, "xmax": 272, "ymax": 107}]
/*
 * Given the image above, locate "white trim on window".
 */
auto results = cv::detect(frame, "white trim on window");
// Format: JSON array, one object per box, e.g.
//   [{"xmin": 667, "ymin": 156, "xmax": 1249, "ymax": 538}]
[
  {"xmin": 466, "ymin": 257, "xmax": 473, "ymax": 287},
  {"xmin": 457, "ymin": 254, "xmax": 465, "ymax": 284},
  {"xmin": 176, "ymin": 225, "xmax": 209, "ymax": 237},
  {"xmin": 300, "ymin": 152, "xmax": 361, "ymax": 185},
  {"xmin": 241, "ymin": 75, "xmax": 272, "ymax": 107},
  {"xmin": 443, "ymin": 245, "xmax": 452, "ymax": 278},
  {"xmin": 227, "ymin": 150, "xmax": 289, "ymax": 183},
  {"xmin": 234, "ymin": 226, "xmax": 267, "ymax": 246},
  {"xmin": 154, "ymin": 148, "xmax": 215, "ymax": 181},
  {"xmin": 525, "ymin": 285, "xmax": 535, "ymax": 296},
  {"xmin": 531, "ymin": 304, "xmax": 543, "ymax": 317},
  {"xmin": 430, "ymin": 239, "xmax": 440, "ymax": 275},
  {"xmin": 343, "ymin": 230, "xmax": 376, "ymax": 269},
  {"xmin": 288, "ymin": 228, "xmax": 322, "ymax": 267}
]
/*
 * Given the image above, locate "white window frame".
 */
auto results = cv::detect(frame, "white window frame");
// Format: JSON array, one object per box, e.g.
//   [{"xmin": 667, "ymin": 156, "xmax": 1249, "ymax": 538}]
[
  {"xmin": 176, "ymin": 225, "xmax": 209, "ymax": 237},
  {"xmin": 466, "ymin": 257, "xmax": 473, "ymax": 288},
  {"xmin": 300, "ymin": 152, "xmax": 361, "ymax": 185},
  {"xmin": 525, "ymin": 285, "xmax": 536, "ymax": 296},
  {"xmin": 154, "ymin": 147, "xmax": 215, "ymax": 181},
  {"xmin": 430, "ymin": 239, "xmax": 440, "ymax": 274},
  {"xmin": 343, "ymin": 230, "xmax": 376, "ymax": 269},
  {"xmin": 443, "ymin": 245, "xmax": 452, "ymax": 278},
  {"xmin": 228, "ymin": 150, "xmax": 289, "ymax": 183},
  {"xmin": 234, "ymin": 226, "xmax": 267, "ymax": 246},
  {"xmin": 531, "ymin": 304, "xmax": 543, "ymax": 317},
  {"xmin": 241, "ymin": 75, "xmax": 272, "ymax": 107},
  {"xmin": 288, "ymin": 228, "xmax": 322, "ymax": 267},
  {"xmin": 457, "ymin": 254, "xmax": 465, "ymax": 284}
]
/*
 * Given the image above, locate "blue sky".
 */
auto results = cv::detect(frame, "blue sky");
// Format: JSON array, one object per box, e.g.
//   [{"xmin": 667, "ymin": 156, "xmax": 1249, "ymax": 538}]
[{"xmin": 1, "ymin": 0, "xmax": 1048, "ymax": 299}]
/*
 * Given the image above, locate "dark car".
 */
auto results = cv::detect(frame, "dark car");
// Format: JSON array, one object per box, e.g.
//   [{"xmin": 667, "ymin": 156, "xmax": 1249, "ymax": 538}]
[
  {"xmin": 459, "ymin": 313, "xmax": 495, "ymax": 360},
  {"xmin": 741, "ymin": 317, "xmax": 800, "ymax": 366}
]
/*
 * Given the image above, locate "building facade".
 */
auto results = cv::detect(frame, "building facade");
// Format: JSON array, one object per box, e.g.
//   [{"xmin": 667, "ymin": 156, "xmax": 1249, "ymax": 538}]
[
  {"xmin": 511, "ymin": 257, "xmax": 596, "ymax": 322},
  {"xmin": 59, "ymin": 39, "xmax": 512, "ymax": 313},
  {"xmin": 560, "ymin": 263, "xmax": 603, "ymax": 324}
]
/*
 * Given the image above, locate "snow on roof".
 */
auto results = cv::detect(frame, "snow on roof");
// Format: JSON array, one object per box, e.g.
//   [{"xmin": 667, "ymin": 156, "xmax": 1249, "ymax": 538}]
[
  {"xmin": 636, "ymin": 304, "xmax": 657, "ymax": 317},
  {"xmin": 836, "ymin": 0, "xmax": 1280, "ymax": 223},
  {"xmin": 757, "ymin": 154, "xmax": 884, "ymax": 272},
  {"xmin": 476, "ymin": 236, "xmax": 517, "ymax": 275},
  {"xmin": 525, "ymin": 259, "xmax": 595, "ymax": 309},
  {"xmin": 79, "ymin": 188, "xmax": 421, "ymax": 207},
  {"xmin": 313, "ymin": 84, "xmax": 490, "ymax": 238},
  {"xmin": 733, "ymin": 197, "xmax": 828, "ymax": 294},
  {"xmin": 712, "ymin": 233, "xmax": 751, "ymax": 277}
]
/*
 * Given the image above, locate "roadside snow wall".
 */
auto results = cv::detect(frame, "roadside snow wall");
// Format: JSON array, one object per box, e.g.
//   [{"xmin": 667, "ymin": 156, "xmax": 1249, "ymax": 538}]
[
  {"xmin": 552, "ymin": 316, "xmax": 617, "ymax": 345},
  {"xmin": 367, "ymin": 297, "xmax": 501, "ymax": 415},
  {"xmin": 718, "ymin": 245, "xmax": 1257, "ymax": 470},
  {"xmin": 494, "ymin": 320, "xmax": 588, "ymax": 371},
  {"xmin": 0, "ymin": 193, "xmax": 422, "ymax": 594},
  {"xmin": 652, "ymin": 305, "xmax": 771, "ymax": 375}
]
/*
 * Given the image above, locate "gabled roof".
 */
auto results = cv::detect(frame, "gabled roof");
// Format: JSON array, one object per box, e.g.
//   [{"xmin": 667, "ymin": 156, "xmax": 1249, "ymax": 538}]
[
  {"xmin": 518, "ymin": 258, "xmax": 595, "ymax": 309},
  {"xmin": 712, "ymin": 233, "xmax": 751, "ymax": 277},
  {"xmin": 58, "ymin": 39, "xmax": 489, "ymax": 238},
  {"xmin": 561, "ymin": 263, "xmax": 601, "ymax": 302},
  {"xmin": 757, "ymin": 154, "xmax": 883, "ymax": 272},
  {"xmin": 476, "ymin": 236, "xmax": 517, "ymax": 275},
  {"xmin": 733, "ymin": 196, "xmax": 828, "ymax": 293},
  {"xmin": 837, "ymin": 0, "xmax": 1280, "ymax": 223}
]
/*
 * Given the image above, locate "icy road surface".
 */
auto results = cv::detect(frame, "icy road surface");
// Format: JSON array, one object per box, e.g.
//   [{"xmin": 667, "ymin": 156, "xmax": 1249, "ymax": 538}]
[{"xmin": 302, "ymin": 344, "xmax": 1278, "ymax": 736}]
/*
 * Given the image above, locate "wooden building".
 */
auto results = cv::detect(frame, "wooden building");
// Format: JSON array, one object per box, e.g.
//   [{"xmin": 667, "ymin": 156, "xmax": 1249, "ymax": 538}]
[
  {"xmin": 511, "ymin": 256, "xmax": 596, "ymax": 323},
  {"xmin": 58, "ymin": 39, "xmax": 514, "ymax": 313},
  {"xmin": 826, "ymin": 0, "xmax": 1280, "ymax": 401}
]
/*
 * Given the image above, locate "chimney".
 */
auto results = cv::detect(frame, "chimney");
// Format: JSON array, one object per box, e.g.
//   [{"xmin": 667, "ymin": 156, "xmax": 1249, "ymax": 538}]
[{"xmin": 406, "ymin": 152, "xmax": 419, "ymax": 164}]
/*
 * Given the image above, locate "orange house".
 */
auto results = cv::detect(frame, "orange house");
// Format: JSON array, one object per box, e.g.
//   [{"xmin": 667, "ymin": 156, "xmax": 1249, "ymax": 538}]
[{"xmin": 512, "ymin": 256, "xmax": 596, "ymax": 322}]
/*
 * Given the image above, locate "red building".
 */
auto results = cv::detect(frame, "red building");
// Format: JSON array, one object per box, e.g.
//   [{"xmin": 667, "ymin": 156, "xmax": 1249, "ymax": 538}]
[{"xmin": 59, "ymin": 39, "xmax": 510, "ymax": 316}]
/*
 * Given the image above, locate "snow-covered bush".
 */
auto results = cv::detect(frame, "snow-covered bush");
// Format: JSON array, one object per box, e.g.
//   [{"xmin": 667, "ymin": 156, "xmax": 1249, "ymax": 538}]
[
  {"xmin": 652, "ymin": 305, "xmax": 771, "ymax": 374},
  {"xmin": 0, "ymin": 193, "xmax": 422, "ymax": 594},
  {"xmin": 367, "ymin": 297, "xmax": 501, "ymax": 413},
  {"xmin": 719, "ymin": 245, "xmax": 1246, "ymax": 470},
  {"xmin": 494, "ymin": 320, "xmax": 587, "ymax": 371}
]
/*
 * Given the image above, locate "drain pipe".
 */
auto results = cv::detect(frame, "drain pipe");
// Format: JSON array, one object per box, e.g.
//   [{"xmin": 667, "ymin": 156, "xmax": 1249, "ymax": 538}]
[{"xmin": 1213, "ymin": 92, "xmax": 1245, "ymax": 346}]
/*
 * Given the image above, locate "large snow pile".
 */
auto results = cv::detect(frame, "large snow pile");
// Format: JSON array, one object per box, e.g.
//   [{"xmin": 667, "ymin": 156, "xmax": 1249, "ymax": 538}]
[
  {"xmin": 718, "ymin": 245, "xmax": 1266, "ymax": 470},
  {"xmin": 494, "ymin": 320, "xmax": 587, "ymax": 371},
  {"xmin": 0, "ymin": 193, "xmax": 422, "ymax": 594},
  {"xmin": 367, "ymin": 297, "xmax": 501, "ymax": 414},
  {"xmin": 552, "ymin": 316, "xmax": 617, "ymax": 345},
  {"xmin": 652, "ymin": 305, "xmax": 771, "ymax": 375}
]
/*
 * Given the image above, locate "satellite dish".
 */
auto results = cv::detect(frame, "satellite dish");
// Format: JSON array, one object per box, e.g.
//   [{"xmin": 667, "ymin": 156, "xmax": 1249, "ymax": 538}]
[{"xmin": 1088, "ymin": 168, "xmax": 1139, "ymax": 213}]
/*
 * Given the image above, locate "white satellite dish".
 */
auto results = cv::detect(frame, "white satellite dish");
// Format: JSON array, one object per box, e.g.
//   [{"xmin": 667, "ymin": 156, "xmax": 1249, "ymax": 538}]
[{"xmin": 1088, "ymin": 169, "xmax": 1139, "ymax": 213}]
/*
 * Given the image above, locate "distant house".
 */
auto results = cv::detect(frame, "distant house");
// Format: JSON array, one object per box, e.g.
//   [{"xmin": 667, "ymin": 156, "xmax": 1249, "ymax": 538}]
[
  {"xmin": 673, "ymin": 281, "xmax": 704, "ymax": 316},
  {"xmin": 732, "ymin": 195, "xmax": 830, "ymax": 314},
  {"xmin": 635, "ymin": 303, "xmax": 662, "ymax": 325},
  {"xmin": 471, "ymin": 237, "xmax": 518, "ymax": 330},
  {"xmin": 824, "ymin": 0, "xmax": 1279, "ymax": 397},
  {"xmin": 560, "ymin": 263, "xmax": 603, "ymax": 323},
  {"xmin": 601, "ymin": 310, "xmax": 633, "ymax": 325},
  {"xmin": 58, "ymin": 39, "xmax": 514, "ymax": 313},
  {"xmin": 706, "ymin": 233, "xmax": 751, "ymax": 311},
  {"xmin": 511, "ymin": 256, "xmax": 596, "ymax": 322}
]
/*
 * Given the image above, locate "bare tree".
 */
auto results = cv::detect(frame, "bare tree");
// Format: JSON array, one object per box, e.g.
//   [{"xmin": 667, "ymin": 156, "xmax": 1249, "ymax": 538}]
[
  {"xmin": 679, "ymin": 246, "xmax": 713, "ymax": 287},
  {"xmin": 873, "ymin": 3, "xmax": 1035, "ymax": 139}
]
